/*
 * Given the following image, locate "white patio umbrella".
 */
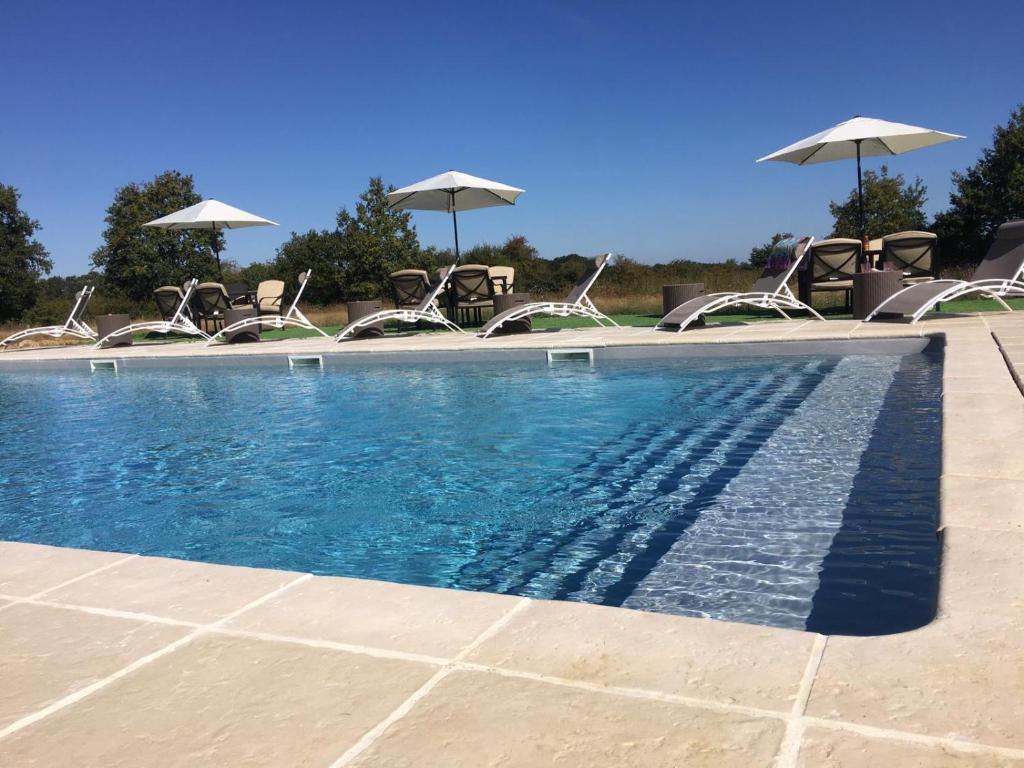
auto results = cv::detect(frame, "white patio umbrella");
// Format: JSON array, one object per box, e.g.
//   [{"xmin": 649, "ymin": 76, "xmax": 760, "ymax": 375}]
[
  {"xmin": 143, "ymin": 199, "xmax": 278, "ymax": 278},
  {"xmin": 757, "ymin": 116, "xmax": 964, "ymax": 239},
  {"xmin": 385, "ymin": 170, "xmax": 524, "ymax": 261}
]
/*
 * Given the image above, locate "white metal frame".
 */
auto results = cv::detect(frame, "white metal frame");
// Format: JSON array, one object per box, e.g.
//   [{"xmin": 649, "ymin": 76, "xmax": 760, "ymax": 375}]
[
  {"xmin": 335, "ymin": 266, "xmax": 465, "ymax": 341},
  {"xmin": 93, "ymin": 278, "xmax": 209, "ymax": 348},
  {"xmin": 865, "ymin": 275, "xmax": 1024, "ymax": 324},
  {"xmin": 478, "ymin": 255, "xmax": 618, "ymax": 339},
  {"xmin": 1, "ymin": 286, "xmax": 97, "ymax": 349},
  {"xmin": 655, "ymin": 240, "xmax": 824, "ymax": 332},
  {"xmin": 206, "ymin": 269, "xmax": 329, "ymax": 345}
]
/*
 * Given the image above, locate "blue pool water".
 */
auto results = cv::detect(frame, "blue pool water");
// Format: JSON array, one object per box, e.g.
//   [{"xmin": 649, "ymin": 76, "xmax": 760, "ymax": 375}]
[{"xmin": 0, "ymin": 348, "xmax": 941, "ymax": 635}]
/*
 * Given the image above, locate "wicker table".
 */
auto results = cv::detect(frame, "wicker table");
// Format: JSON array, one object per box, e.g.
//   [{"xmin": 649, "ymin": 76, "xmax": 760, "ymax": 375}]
[
  {"xmin": 662, "ymin": 283, "xmax": 704, "ymax": 316},
  {"xmin": 346, "ymin": 299, "xmax": 384, "ymax": 338},
  {"xmin": 223, "ymin": 307, "xmax": 260, "ymax": 343},
  {"xmin": 490, "ymin": 293, "xmax": 532, "ymax": 334},
  {"xmin": 95, "ymin": 314, "xmax": 132, "ymax": 348},
  {"xmin": 853, "ymin": 270, "xmax": 903, "ymax": 321}
]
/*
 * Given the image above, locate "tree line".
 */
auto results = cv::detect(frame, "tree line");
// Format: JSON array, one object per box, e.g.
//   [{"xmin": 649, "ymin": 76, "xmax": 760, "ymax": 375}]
[{"xmin": 3, "ymin": 105, "xmax": 1023, "ymax": 324}]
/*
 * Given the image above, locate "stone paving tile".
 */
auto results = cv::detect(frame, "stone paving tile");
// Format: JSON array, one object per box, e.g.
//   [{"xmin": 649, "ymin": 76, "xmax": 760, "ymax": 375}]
[
  {"xmin": 0, "ymin": 542, "xmax": 127, "ymax": 597},
  {"xmin": 45, "ymin": 555, "xmax": 301, "ymax": 624},
  {"xmin": 465, "ymin": 599, "xmax": 814, "ymax": 712},
  {"xmin": 797, "ymin": 727, "xmax": 1024, "ymax": 767},
  {"xmin": 227, "ymin": 574, "xmax": 522, "ymax": 658},
  {"xmin": 0, "ymin": 633, "xmax": 438, "ymax": 767},
  {"xmin": 0, "ymin": 603, "xmax": 187, "ymax": 730},
  {"xmin": 938, "ymin": 526, "xmax": 1024, "ymax": 621},
  {"xmin": 349, "ymin": 669, "xmax": 786, "ymax": 768},
  {"xmin": 807, "ymin": 527, "xmax": 1024, "ymax": 749},
  {"xmin": 941, "ymin": 475, "xmax": 1024, "ymax": 532},
  {"xmin": 942, "ymin": 374, "xmax": 1020, "ymax": 397}
]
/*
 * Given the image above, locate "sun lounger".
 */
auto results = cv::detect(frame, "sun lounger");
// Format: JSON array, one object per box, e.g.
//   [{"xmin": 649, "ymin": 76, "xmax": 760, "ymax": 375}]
[
  {"xmin": 335, "ymin": 266, "xmax": 463, "ymax": 341},
  {"xmin": 478, "ymin": 254, "xmax": 617, "ymax": 338},
  {"xmin": 207, "ymin": 270, "xmax": 328, "ymax": 345},
  {"xmin": 1, "ymin": 286, "xmax": 97, "ymax": 350},
  {"xmin": 866, "ymin": 219, "xmax": 1024, "ymax": 323},
  {"xmin": 94, "ymin": 278, "xmax": 208, "ymax": 347},
  {"xmin": 656, "ymin": 237, "xmax": 823, "ymax": 332}
]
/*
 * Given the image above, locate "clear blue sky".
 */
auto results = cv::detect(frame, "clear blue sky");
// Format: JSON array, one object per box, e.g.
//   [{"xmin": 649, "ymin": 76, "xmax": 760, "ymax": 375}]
[{"xmin": 2, "ymin": 0, "xmax": 1021, "ymax": 275}]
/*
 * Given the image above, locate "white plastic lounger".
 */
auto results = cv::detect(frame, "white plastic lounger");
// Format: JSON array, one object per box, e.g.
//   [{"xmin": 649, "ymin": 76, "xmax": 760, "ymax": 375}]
[
  {"xmin": 866, "ymin": 220, "xmax": 1024, "ymax": 323},
  {"xmin": 656, "ymin": 237, "xmax": 823, "ymax": 332},
  {"xmin": 1, "ymin": 286, "xmax": 97, "ymax": 350},
  {"xmin": 207, "ymin": 270, "xmax": 328, "ymax": 345},
  {"xmin": 478, "ymin": 253, "xmax": 618, "ymax": 339},
  {"xmin": 94, "ymin": 278, "xmax": 209, "ymax": 348},
  {"xmin": 335, "ymin": 265, "xmax": 463, "ymax": 341}
]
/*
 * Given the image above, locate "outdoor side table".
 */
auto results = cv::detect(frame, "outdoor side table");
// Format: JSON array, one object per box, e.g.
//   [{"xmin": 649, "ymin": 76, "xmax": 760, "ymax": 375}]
[
  {"xmin": 853, "ymin": 270, "xmax": 903, "ymax": 321},
  {"xmin": 223, "ymin": 307, "xmax": 260, "ymax": 343},
  {"xmin": 346, "ymin": 299, "xmax": 385, "ymax": 338},
  {"xmin": 96, "ymin": 314, "xmax": 132, "ymax": 348},
  {"xmin": 662, "ymin": 283, "xmax": 704, "ymax": 316},
  {"xmin": 491, "ymin": 292, "xmax": 532, "ymax": 334}
]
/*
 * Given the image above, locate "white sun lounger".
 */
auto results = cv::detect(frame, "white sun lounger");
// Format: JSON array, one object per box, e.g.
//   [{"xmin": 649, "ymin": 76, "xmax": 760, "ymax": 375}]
[
  {"xmin": 866, "ymin": 220, "xmax": 1024, "ymax": 323},
  {"xmin": 656, "ymin": 237, "xmax": 823, "ymax": 332},
  {"xmin": 335, "ymin": 265, "xmax": 463, "ymax": 341},
  {"xmin": 1, "ymin": 286, "xmax": 97, "ymax": 350},
  {"xmin": 206, "ymin": 269, "xmax": 328, "ymax": 345},
  {"xmin": 93, "ymin": 278, "xmax": 208, "ymax": 348},
  {"xmin": 478, "ymin": 253, "xmax": 618, "ymax": 339}
]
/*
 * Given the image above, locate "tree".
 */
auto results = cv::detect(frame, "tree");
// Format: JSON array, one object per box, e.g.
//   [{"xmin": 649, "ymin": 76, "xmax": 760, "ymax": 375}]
[
  {"xmin": 271, "ymin": 229, "xmax": 347, "ymax": 305},
  {"xmin": 0, "ymin": 184, "xmax": 53, "ymax": 321},
  {"xmin": 933, "ymin": 105, "xmax": 1024, "ymax": 265},
  {"xmin": 335, "ymin": 177, "xmax": 420, "ymax": 299},
  {"xmin": 749, "ymin": 232, "xmax": 794, "ymax": 268},
  {"xmin": 91, "ymin": 171, "xmax": 222, "ymax": 301},
  {"xmin": 501, "ymin": 235, "xmax": 538, "ymax": 262},
  {"xmin": 829, "ymin": 166, "xmax": 927, "ymax": 240}
]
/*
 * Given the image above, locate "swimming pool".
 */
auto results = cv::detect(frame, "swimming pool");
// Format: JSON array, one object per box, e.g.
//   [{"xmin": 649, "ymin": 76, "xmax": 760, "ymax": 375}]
[{"xmin": 0, "ymin": 343, "xmax": 942, "ymax": 635}]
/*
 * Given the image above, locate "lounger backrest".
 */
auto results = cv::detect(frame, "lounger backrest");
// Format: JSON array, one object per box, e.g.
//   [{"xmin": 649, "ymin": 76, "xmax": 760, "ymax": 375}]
[
  {"xmin": 171, "ymin": 279, "xmax": 198, "ymax": 324},
  {"xmin": 285, "ymin": 270, "xmax": 311, "ymax": 318},
  {"xmin": 972, "ymin": 220, "xmax": 1024, "ymax": 282},
  {"xmin": 66, "ymin": 286, "xmax": 94, "ymax": 327},
  {"xmin": 450, "ymin": 265, "xmax": 493, "ymax": 305},
  {"xmin": 390, "ymin": 269, "xmax": 430, "ymax": 308},
  {"xmin": 565, "ymin": 254, "xmax": 612, "ymax": 305},
  {"xmin": 154, "ymin": 286, "xmax": 185, "ymax": 322},
  {"xmin": 750, "ymin": 237, "xmax": 814, "ymax": 294},
  {"xmin": 488, "ymin": 266, "xmax": 515, "ymax": 295},
  {"xmin": 257, "ymin": 280, "xmax": 285, "ymax": 314},
  {"xmin": 809, "ymin": 239, "xmax": 861, "ymax": 283},
  {"xmin": 417, "ymin": 266, "xmax": 455, "ymax": 311},
  {"xmin": 882, "ymin": 231, "xmax": 936, "ymax": 278},
  {"xmin": 195, "ymin": 282, "xmax": 232, "ymax": 317}
]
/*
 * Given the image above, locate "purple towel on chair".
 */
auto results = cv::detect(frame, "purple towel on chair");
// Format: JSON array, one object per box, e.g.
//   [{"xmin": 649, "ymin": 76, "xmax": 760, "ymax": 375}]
[{"xmin": 766, "ymin": 238, "xmax": 800, "ymax": 272}]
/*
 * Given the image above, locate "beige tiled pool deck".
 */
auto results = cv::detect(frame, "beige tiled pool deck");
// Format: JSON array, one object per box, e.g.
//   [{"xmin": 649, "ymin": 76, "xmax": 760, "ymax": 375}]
[{"xmin": 1, "ymin": 313, "xmax": 1023, "ymax": 766}]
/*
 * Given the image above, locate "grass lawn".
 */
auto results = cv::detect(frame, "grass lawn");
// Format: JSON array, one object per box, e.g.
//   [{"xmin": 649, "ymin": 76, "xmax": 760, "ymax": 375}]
[
  {"xmin": 244, "ymin": 295, "xmax": 1024, "ymax": 340},
  {"xmin": 83, "ymin": 294, "xmax": 1024, "ymax": 346}
]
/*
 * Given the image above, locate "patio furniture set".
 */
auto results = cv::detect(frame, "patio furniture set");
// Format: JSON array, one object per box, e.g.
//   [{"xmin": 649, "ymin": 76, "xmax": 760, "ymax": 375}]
[{"xmin": 3, "ymin": 221, "xmax": 1024, "ymax": 351}]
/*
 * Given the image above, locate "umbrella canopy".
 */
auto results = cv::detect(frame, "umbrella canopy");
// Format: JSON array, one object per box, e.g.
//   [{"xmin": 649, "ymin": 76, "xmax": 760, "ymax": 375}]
[
  {"xmin": 757, "ymin": 116, "xmax": 963, "ymax": 240},
  {"xmin": 386, "ymin": 170, "xmax": 524, "ymax": 260},
  {"xmin": 144, "ymin": 199, "xmax": 277, "ymax": 278}
]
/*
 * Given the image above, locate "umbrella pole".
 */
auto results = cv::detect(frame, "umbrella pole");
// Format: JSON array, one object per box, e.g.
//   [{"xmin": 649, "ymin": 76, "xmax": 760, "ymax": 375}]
[
  {"xmin": 452, "ymin": 210, "xmax": 460, "ymax": 264},
  {"xmin": 855, "ymin": 140, "xmax": 865, "ymax": 243}
]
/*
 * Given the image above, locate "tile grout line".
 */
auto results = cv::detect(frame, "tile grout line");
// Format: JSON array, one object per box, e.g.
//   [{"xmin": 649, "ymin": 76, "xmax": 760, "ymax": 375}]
[
  {"xmin": 327, "ymin": 597, "xmax": 532, "ymax": 768},
  {"xmin": 0, "ymin": 572, "xmax": 312, "ymax": 744},
  {"xmin": 4, "ymin": 586, "xmax": 1024, "ymax": 761},
  {"xmin": 0, "ymin": 553, "xmax": 139, "ymax": 614},
  {"xmin": 772, "ymin": 633, "xmax": 828, "ymax": 768}
]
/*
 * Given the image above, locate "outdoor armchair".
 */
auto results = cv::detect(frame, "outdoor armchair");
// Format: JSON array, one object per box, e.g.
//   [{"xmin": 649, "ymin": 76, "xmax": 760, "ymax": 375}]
[{"xmin": 880, "ymin": 231, "xmax": 937, "ymax": 286}]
